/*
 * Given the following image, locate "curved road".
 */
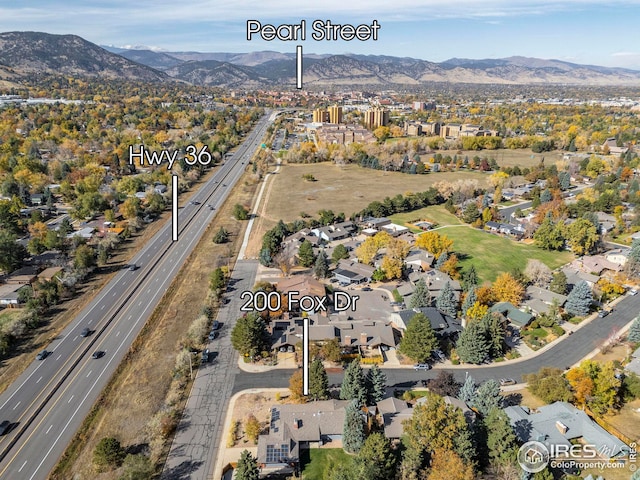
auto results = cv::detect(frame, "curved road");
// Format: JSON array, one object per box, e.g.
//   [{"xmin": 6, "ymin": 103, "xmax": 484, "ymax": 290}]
[{"xmin": 0, "ymin": 112, "xmax": 273, "ymax": 479}]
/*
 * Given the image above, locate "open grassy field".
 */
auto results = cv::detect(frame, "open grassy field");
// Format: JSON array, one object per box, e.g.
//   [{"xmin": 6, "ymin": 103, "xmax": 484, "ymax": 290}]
[
  {"xmin": 420, "ymin": 148, "xmax": 565, "ymax": 169},
  {"xmin": 246, "ymin": 163, "xmax": 489, "ymax": 257},
  {"xmin": 389, "ymin": 204, "xmax": 464, "ymax": 229},
  {"xmin": 0, "ymin": 309, "xmax": 26, "ymax": 328},
  {"xmin": 301, "ymin": 448, "xmax": 352, "ymax": 480},
  {"xmin": 435, "ymin": 226, "xmax": 574, "ymax": 283}
]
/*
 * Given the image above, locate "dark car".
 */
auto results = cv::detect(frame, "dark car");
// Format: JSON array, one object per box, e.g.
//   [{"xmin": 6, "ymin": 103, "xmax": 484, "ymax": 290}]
[
  {"xmin": 36, "ymin": 350, "xmax": 49, "ymax": 361},
  {"xmin": 0, "ymin": 420, "xmax": 10, "ymax": 436},
  {"xmin": 202, "ymin": 348, "xmax": 210, "ymax": 363},
  {"xmin": 128, "ymin": 264, "xmax": 137, "ymax": 271},
  {"xmin": 208, "ymin": 331, "xmax": 217, "ymax": 341},
  {"xmin": 361, "ymin": 287, "xmax": 372, "ymax": 291},
  {"xmin": 598, "ymin": 310, "xmax": 609, "ymax": 318},
  {"xmin": 212, "ymin": 321, "xmax": 220, "ymax": 330},
  {"xmin": 92, "ymin": 350, "xmax": 105, "ymax": 359},
  {"xmin": 80, "ymin": 327, "xmax": 91, "ymax": 337},
  {"xmin": 189, "ymin": 201, "xmax": 200, "ymax": 205}
]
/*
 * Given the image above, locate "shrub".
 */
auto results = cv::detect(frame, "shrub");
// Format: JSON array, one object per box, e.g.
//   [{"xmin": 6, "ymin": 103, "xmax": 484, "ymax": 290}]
[
  {"xmin": 551, "ymin": 325, "xmax": 565, "ymax": 336},
  {"xmin": 93, "ymin": 437, "xmax": 125, "ymax": 470}
]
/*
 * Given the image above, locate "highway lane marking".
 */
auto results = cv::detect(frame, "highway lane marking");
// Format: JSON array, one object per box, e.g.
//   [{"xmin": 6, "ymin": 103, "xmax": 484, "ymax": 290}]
[
  {"xmin": 13, "ymin": 401, "xmax": 20, "ymax": 410},
  {"xmin": 86, "ymin": 371, "xmax": 92, "ymax": 378},
  {"xmin": 35, "ymin": 376, "xmax": 42, "ymax": 384},
  {"xmin": 101, "ymin": 305, "xmax": 105, "ymax": 310},
  {"xmin": 0, "ymin": 364, "xmax": 44, "ymax": 410},
  {"xmin": 138, "ymin": 301, "xmax": 143, "ymax": 306},
  {"xmin": 67, "ymin": 395, "xmax": 74, "ymax": 404},
  {"xmin": 56, "ymin": 355, "xmax": 62, "ymax": 361},
  {"xmin": 73, "ymin": 336, "xmax": 78, "ymax": 341},
  {"xmin": 116, "ymin": 331, "xmax": 120, "ymax": 337},
  {"xmin": 18, "ymin": 460, "xmax": 27, "ymax": 472},
  {"xmin": 45, "ymin": 425, "xmax": 52, "ymax": 435}
]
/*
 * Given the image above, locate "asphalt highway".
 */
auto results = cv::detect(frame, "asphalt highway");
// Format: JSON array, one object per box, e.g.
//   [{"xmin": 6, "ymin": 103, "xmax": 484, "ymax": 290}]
[{"xmin": 0, "ymin": 111, "xmax": 273, "ymax": 479}]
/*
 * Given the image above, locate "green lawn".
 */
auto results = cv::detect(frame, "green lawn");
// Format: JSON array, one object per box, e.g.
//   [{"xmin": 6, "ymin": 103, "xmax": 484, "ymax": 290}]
[
  {"xmin": 433, "ymin": 226, "xmax": 574, "ymax": 283},
  {"xmin": 389, "ymin": 205, "xmax": 463, "ymax": 228},
  {"xmin": 301, "ymin": 448, "xmax": 352, "ymax": 480}
]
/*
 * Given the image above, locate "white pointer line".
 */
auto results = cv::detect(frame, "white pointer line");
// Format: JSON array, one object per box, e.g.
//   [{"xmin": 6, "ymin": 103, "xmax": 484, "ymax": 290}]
[
  {"xmin": 296, "ymin": 45, "xmax": 303, "ymax": 89},
  {"xmin": 172, "ymin": 175, "xmax": 178, "ymax": 241},
  {"xmin": 303, "ymin": 317, "xmax": 309, "ymax": 395}
]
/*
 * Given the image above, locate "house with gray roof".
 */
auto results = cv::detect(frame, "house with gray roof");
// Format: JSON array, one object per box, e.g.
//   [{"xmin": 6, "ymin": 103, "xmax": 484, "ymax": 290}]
[
  {"xmin": 562, "ymin": 267, "xmax": 599, "ymax": 288},
  {"xmin": 522, "ymin": 286, "xmax": 568, "ymax": 315},
  {"xmin": 624, "ymin": 347, "xmax": 640, "ymax": 376},
  {"xmin": 504, "ymin": 402, "xmax": 630, "ymax": 460},
  {"xmin": 257, "ymin": 400, "xmax": 351, "ymax": 473},
  {"xmin": 333, "ymin": 260, "xmax": 375, "ymax": 285},
  {"xmin": 490, "ymin": 302, "xmax": 533, "ymax": 328},
  {"xmin": 416, "ymin": 395, "xmax": 476, "ymax": 424},
  {"xmin": 377, "ymin": 397, "xmax": 413, "ymax": 439},
  {"xmin": 389, "ymin": 307, "xmax": 462, "ymax": 338}
]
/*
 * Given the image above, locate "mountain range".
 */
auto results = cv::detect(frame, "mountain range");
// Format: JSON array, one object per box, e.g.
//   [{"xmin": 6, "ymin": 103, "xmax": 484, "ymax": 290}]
[{"xmin": 1, "ymin": 31, "xmax": 640, "ymax": 88}]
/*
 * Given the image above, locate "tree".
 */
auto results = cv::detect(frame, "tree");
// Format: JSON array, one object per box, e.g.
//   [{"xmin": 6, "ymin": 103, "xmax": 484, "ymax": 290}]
[
  {"xmin": 429, "ymin": 371, "xmax": 461, "ymax": 397},
  {"xmin": 340, "ymin": 359, "xmax": 368, "ymax": 406},
  {"xmin": 524, "ymin": 367, "xmax": 573, "ymax": 403},
  {"xmin": 0, "ymin": 231, "xmax": 28, "ymax": 273},
  {"xmin": 565, "ymin": 280, "xmax": 592, "ymax": 317},
  {"xmin": 381, "ymin": 255, "xmax": 404, "ymax": 280},
  {"xmin": 485, "ymin": 407, "xmax": 518, "ymax": 467},
  {"xmin": 533, "ymin": 217, "xmax": 565, "ymax": 250},
  {"xmin": 355, "ymin": 236, "xmax": 379, "ymax": 265},
  {"xmin": 297, "ymin": 239, "xmax": 316, "ymax": 267},
  {"xmin": 356, "ymin": 432, "xmax": 397, "ymax": 480},
  {"xmin": 459, "ymin": 375, "xmax": 477, "ymax": 405},
  {"xmin": 456, "ymin": 322, "xmax": 489, "ymax": 364},
  {"xmin": 629, "ymin": 316, "xmax": 640, "ymax": 343},
  {"xmin": 121, "ymin": 196, "xmax": 141, "ymax": 220},
  {"xmin": 465, "ymin": 302, "xmax": 488, "ymax": 322},
  {"xmin": 492, "ymin": 272, "xmax": 524, "ymax": 305},
  {"xmin": 566, "ymin": 218, "xmax": 599, "ymax": 255},
  {"xmin": 235, "ymin": 450, "xmax": 259, "ymax": 480},
  {"xmin": 473, "ymin": 379, "xmax": 502, "ymax": 416},
  {"xmin": 566, "ymin": 365, "xmax": 595, "ymax": 407},
  {"xmin": 332, "ymin": 244, "xmax": 349, "ymax": 264},
  {"xmin": 93, "ymin": 437, "xmax": 125, "ymax": 470},
  {"xmin": 524, "ymin": 259, "xmax": 552, "ymax": 287},
  {"xmin": 209, "ymin": 267, "xmax": 226, "ymax": 294},
  {"xmin": 320, "ymin": 337, "xmax": 342, "ymax": 363},
  {"xmin": 462, "ymin": 202, "xmax": 480, "ymax": 224},
  {"xmin": 461, "ymin": 266, "xmax": 478, "ymax": 292},
  {"xmin": 591, "ymin": 361, "xmax": 622, "ymax": 414},
  {"xmin": 74, "ymin": 244, "xmax": 96, "ymax": 270},
  {"xmin": 427, "ymin": 448, "xmax": 475, "ymax": 480},
  {"xmin": 245, "ymin": 414, "xmax": 261, "ymax": 444},
  {"xmin": 230, "ymin": 312, "xmax": 269, "ymax": 360},
  {"xmin": 313, "ymin": 250, "xmax": 329, "ymax": 279},
  {"xmin": 415, "ymin": 231, "xmax": 453, "ymax": 259},
  {"xmin": 343, "ymin": 400, "xmax": 366, "ymax": 454},
  {"xmin": 549, "ymin": 271, "xmax": 568, "ymax": 295},
  {"xmin": 309, "ymin": 358, "xmax": 329, "ymax": 400},
  {"xmin": 366, "ymin": 364, "xmax": 387, "ymax": 403},
  {"xmin": 402, "ymin": 393, "xmax": 475, "ymax": 466},
  {"xmin": 435, "ymin": 281, "xmax": 457, "ymax": 317},
  {"xmin": 409, "ymin": 278, "xmax": 430, "ymax": 308},
  {"xmin": 461, "ymin": 287, "xmax": 477, "ymax": 316},
  {"xmin": 233, "ymin": 204, "xmax": 249, "ymax": 220},
  {"xmin": 212, "ymin": 226, "xmax": 229, "ymax": 244},
  {"xmin": 398, "ymin": 312, "xmax": 439, "ymax": 363},
  {"xmin": 289, "ymin": 370, "xmax": 305, "ymax": 402}
]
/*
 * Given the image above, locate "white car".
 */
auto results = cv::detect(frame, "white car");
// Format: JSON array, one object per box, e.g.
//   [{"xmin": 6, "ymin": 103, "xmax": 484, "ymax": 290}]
[
  {"xmin": 413, "ymin": 363, "xmax": 431, "ymax": 371},
  {"xmin": 628, "ymin": 289, "xmax": 638, "ymax": 296}
]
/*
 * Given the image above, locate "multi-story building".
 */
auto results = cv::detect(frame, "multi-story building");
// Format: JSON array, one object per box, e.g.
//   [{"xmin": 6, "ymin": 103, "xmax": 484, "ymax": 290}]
[
  {"xmin": 312, "ymin": 108, "xmax": 330, "ymax": 123},
  {"xmin": 364, "ymin": 107, "xmax": 389, "ymax": 129},
  {"xmin": 328, "ymin": 105, "xmax": 343, "ymax": 124}
]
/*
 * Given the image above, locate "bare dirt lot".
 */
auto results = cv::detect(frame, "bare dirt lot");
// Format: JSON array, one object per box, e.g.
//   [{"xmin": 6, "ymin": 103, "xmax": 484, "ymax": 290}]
[
  {"xmin": 245, "ymin": 163, "xmax": 489, "ymax": 257},
  {"xmin": 55, "ymin": 169, "xmax": 259, "ymax": 479}
]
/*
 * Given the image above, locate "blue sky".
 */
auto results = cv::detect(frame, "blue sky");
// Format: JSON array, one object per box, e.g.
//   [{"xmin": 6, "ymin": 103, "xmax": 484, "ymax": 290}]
[{"xmin": 1, "ymin": 0, "xmax": 640, "ymax": 69}]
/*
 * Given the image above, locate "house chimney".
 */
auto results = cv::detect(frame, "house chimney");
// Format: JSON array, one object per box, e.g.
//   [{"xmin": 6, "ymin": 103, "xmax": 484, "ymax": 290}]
[
  {"xmin": 360, "ymin": 332, "xmax": 368, "ymax": 345},
  {"xmin": 344, "ymin": 335, "xmax": 351, "ymax": 346},
  {"xmin": 293, "ymin": 418, "xmax": 300, "ymax": 429}
]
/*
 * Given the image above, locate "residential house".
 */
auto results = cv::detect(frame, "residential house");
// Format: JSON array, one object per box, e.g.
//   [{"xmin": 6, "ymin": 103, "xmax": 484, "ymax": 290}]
[
  {"xmin": 571, "ymin": 255, "xmax": 622, "ymax": 275},
  {"xmin": 522, "ymin": 286, "xmax": 568, "ymax": 315},
  {"xmin": 66, "ymin": 226, "xmax": 95, "ymax": 240},
  {"xmin": 376, "ymin": 397, "xmax": 412, "ymax": 439},
  {"xmin": 333, "ymin": 260, "xmax": 375, "ymax": 285},
  {"xmin": 562, "ymin": 267, "xmax": 599, "ymax": 289},
  {"xmin": 423, "ymin": 270, "xmax": 462, "ymax": 300},
  {"xmin": 405, "ymin": 250, "xmax": 435, "ymax": 272},
  {"xmin": 380, "ymin": 223, "xmax": 410, "ymax": 237},
  {"xmin": 605, "ymin": 248, "xmax": 629, "ymax": 267},
  {"xmin": 0, "ymin": 283, "xmax": 28, "ymax": 307},
  {"xmin": 416, "ymin": 395, "xmax": 476, "ymax": 424},
  {"xmin": 389, "ymin": 307, "xmax": 462, "ymax": 338},
  {"xmin": 37, "ymin": 267, "xmax": 63, "ymax": 282},
  {"xmin": 624, "ymin": 347, "xmax": 640, "ymax": 376},
  {"xmin": 357, "ymin": 217, "xmax": 391, "ymax": 230},
  {"xmin": 276, "ymin": 275, "xmax": 327, "ymax": 315},
  {"xmin": 505, "ymin": 402, "xmax": 630, "ymax": 460},
  {"xmin": 5, "ymin": 266, "xmax": 39, "ymax": 285},
  {"xmin": 490, "ymin": 302, "xmax": 533, "ymax": 328},
  {"xmin": 257, "ymin": 400, "xmax": 351, "ymax": 473}
]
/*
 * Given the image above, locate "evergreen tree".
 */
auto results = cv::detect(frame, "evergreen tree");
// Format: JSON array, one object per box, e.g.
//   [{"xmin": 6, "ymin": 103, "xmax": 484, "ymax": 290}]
[
  {"xmin": 485, "ymin": 407, "xmax": 518, "ymax": 467},
  {"xmin": 459, "ymin": 375, "xmax": 477, "ymax": 405},
  {"xmin": 340, "ymin": 359, "xmax": 368, "ymax": 406},
  {"xmin": 462, "ymin": 202, "xmax": 480, "ymax": 223},
  {"xmin": 456, "ymin": 322, "xmax": 490, "ymax": 364},
  {"xmin": 355, "ymin": 432, "xmax": 397, "ymax": 480},
  {"xmin": 332, "ymin": 243, "xmax": 350, "ymax": 264},
  {"xmin": 461, "ymin": 265, "xmax": 479, "ymax": 292},
  {"xmin": 436, "ymin": 281, "xmax": 457, "ymax": 317},
  {"xmin": 313, "ymin": 250, "xmax": 330, "ymax": 279},
  {"xmin": 343, "ymin": 400, "xmax": 366, "ymax": 454},
  {"xmin": 235, "ymin": 450, "xmax": 259, "ymax": 480},
  {"xmin": 549, "ymin": 271, "xmax": 568, "ymax": 295},
  {"xmin": 565, "ymin": 280, "xmax": 593, "ymax": 317},
  {"xmin": 230, "ymin": 312, "xmax": 269, "ymax": 360},
  {"xmin": 398, "ymin": 312, "xmax": 439, "ymax": 363},
  {"xmin": 480, "ymin": 313, "xmax": 505, "ymax": 359},
  {"xmin": 461, "ymin": 287, "xmax": 477, "ymax": 315},
  {"xmin": 435, "ymin": 251, "xmax": 448, "ymax": 270},
  {"xmin": 366, "ymin": 364, "xmax": 387, "ymax": 403},
  {"xmin": 408, "ymin": 278, "xmax": 430, "ymax": 308},
  {"xmin": 298, "ymin": 240, "xmax": 316, "ymax": 267},
  {"xmin": 309, "ymin": 358, "xmax": 329, "ymax": 400},
  {"xmin": 474, "ymin": 379, "xmax": 502, "ymax": 416},
  {"xmin": 212, "ymin": 226, "xmax": 229, "ymax": 244},
  {"xmin": 540, "ymin": 189, "xmax": 552, "ymax": 203},
  {"xmin": 628, "ymin": 316, "xmax": 640, "ymax": 343},
  {"xmin": 258, "ymin": 247, "xmax": 272, "ymax": 267}
]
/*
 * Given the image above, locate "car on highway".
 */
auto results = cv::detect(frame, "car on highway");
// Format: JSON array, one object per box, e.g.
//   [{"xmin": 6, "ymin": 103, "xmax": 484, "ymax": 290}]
[
  {"xmin": 189, "ymin": 201, "xmax": 200, "ymax": 205},
  {"xmin": 413, "ymin": 363, "xmax": 431, "ymax": 370},
  {"xmin": 128, "ymin": 264, "xmax": 137, "ymax": 271},
  {"xmin": 500, "ymin": 378, "xmax": 517, "ymax": 386},
  {"xmin": 92, "ymin": 350, "xmax": 105, "ymax": 359},
  {"xmin": 0, "ymin": 420, "xmax": 10, "ymax": 435},
  {"xmin": 36, "ymin": 350, "xmax": 49, "ymax": 361},
  {"xmin": 80, "ymin": 327, "xmax": 91, "ymax": 337},
  {"xmin": 222, "ymin": 183, "xmax": 227, "ymax": 187}
]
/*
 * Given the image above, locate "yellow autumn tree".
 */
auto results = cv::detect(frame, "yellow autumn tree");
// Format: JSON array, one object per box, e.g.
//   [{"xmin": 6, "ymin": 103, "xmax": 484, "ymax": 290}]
[
  {"xmin": 415, "ymin": 232, "xmax": 453, "ymax": 259},
  {"xmin": 491, "ymin": 272, "xmax": 524, "ymax": 305}
]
